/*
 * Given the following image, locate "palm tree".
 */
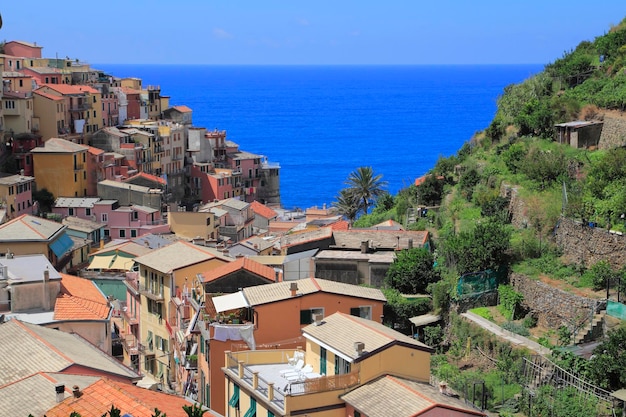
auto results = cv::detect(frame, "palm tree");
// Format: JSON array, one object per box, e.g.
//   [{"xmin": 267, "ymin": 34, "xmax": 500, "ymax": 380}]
[
  {"xmin": 345, "ymin": 166, "xmax": 388, "ymax": 216},
  {"xmin": 333, "ymin": 188, "xmax": 361, "ymax": 225}
]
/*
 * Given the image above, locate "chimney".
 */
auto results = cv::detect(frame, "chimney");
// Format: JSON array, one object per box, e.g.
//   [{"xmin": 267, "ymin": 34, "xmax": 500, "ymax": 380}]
[
  {"xmin": 313, "ymin": 313, "xmax": 323, "ymax": 326},
  {"xmin": 290, "ymin": 282, "xmax": 298, "ymax": 297},
  {"xmin": 72, "ymin": 385, "xmax": 82, "ymax": 398},
  {"xmin": 274, "ymin": 267, "xmax": 281, "ymax": 282},
  {"xmin": 55, "ymin": 383, "xmax": 65, "ymax": 403},
  {"xmin": 360, "ymin": 241, "xmax": 368, "ymax": 254},
  {"xmin": 0, "ymin": 265, "xmax": 7, "ymax": 280},
  {"xmin": 43, "ymin": 268, "xmax": 51, "ymax": 311},
  {"xmin": 354, "ymin": 341, "xmax": 365, "ymax": 356}
]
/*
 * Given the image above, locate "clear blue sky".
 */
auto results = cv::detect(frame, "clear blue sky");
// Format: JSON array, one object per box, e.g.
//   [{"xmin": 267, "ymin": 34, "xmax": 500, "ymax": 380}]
[{"xmin": 1, "ymin": 2, "xmax": 625, "ymax": 65}]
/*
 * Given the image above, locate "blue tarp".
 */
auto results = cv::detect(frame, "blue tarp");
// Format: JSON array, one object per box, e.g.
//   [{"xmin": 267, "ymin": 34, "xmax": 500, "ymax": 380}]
[{"xmin": 50, "ymin": 233, "xmax": 73, "ymax": 257}]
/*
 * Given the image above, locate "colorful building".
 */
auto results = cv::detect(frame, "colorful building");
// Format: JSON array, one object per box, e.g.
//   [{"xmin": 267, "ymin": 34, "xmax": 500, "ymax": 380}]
[{"xmin": 31, "ymin": 137, "xmax": 89, "ymax": 198}]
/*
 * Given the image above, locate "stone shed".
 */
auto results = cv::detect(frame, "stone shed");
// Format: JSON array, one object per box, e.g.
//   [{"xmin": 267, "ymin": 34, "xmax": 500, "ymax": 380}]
[{"xmin": 554, "ymin": 120, "xmax": 603, "ymax": 149}]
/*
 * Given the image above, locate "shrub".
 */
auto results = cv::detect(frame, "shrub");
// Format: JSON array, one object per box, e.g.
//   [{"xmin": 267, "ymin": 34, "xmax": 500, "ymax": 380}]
[
  {"xmin": 522, "ymin": 314, "xmax": 538, "ymax": 329},
  {"xmin": 502, "ymin": 321, "xmax": 530, "ymax": 337},
  {"xmin": 470, "ymin": 307, "xmax": 494, "ymax": 321}
]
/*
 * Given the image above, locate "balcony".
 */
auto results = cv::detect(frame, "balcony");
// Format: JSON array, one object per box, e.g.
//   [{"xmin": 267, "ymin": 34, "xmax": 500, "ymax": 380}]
[
  {"xmin": 139, "ymin": 286, "xmax": 164, "ymax": 302},
  {"xmin": 122, "ymin": 333, "xmax": 139, "ymax": 356},
  {"xmin": 224, "ymin": 350, "xmax": 360, "ymax": 413},
  {"xmin": 119, "ymin": 301, "xmax": 138, "ymax": 325},
  {"xmin": 124, "ymin": 273, "xmax": 140, "ymax": 295},
  {"xmin": 69, "ymin": 102, "xmax": 92, "ymax": 112}
]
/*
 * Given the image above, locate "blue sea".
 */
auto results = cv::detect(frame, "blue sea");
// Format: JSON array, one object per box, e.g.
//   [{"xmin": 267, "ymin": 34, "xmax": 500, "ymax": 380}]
[{"xmin": 95, "ymin": 64, "xmax": 543, "ymax": 210}]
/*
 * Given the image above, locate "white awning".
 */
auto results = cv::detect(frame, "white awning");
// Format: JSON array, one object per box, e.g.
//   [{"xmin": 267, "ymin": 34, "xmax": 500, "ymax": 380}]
[
  {"xmin": 213, "ymin": 291, "xmax": 249, "ymax": 313},
  {"xmin": 409, "ymin": 314, "xmax": 441, "ymax": 327},
  {"xmin": 185, "ymin": 308, "xmax": 201, "ymax": 338}
]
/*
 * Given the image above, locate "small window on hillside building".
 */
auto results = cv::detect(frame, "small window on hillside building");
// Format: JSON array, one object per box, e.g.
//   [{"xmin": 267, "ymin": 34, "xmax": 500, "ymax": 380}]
[
  {"xmin": 350, "ymin": 306, "xmax": 372, "ymax": 320},
  {"xmin": 300, "ymin": 308, "xmax": 324, "ymax": 325}
]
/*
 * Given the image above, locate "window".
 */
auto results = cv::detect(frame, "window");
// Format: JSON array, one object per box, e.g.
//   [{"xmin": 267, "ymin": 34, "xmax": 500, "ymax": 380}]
[
  {"xmin": 334, "ymin": 355, "xmax": 351, "ymax": 375},
  {"xmin": 133, "ymin": 211, "xmax": 138, "ymax": 220},
  {"xmin": 320, "ymin": 347, "xmax": 327, "ymax": 375},
  {"xmin": 300, "ymin": 308, "xmax": 324, "ymax": 325},
  {"xmin": 131, "ymin": 229, "xmax": 137, "ymax": 238},
  {"xmin": 85, "ymin": 208, "xmax": 91, "ymax": 216},
  {"xmin": 147, "ymin": 331, "xmax": 154, "ymax": 351},
  {"xmin": 350, "ymin": 306, "xmax": 372, "ymax": 320},
  {"xmin": 206, "ymin": 217, "xmax": 211, "ymax": 226},
  {"xmin": 119, "ymin": 230, "xmax": 126, "ymax": 238},
  {"xmin": 68, "ymin": 208, "xmax": 74, "ymax": 216},
  {"xmin": 19, "ymin": 80, "xmax": 23, "ymax": 87},
  {"xmin": 104, "ymin": 229, "xmax": 110, "ymax": 237},
  {"xmin": 228, "ymin": 384, "xmax": 240, "ymax": 409},
  {"xmin": 243, "ymin": 398, "xmax": 256, "ymax": 417},
  {"xmin": 101, "ymin": 213, "xmax": 108, "ymax": 222},
  {"xmin": 354, "ymin": 412, "xmax": 361, "ymax": 417}
]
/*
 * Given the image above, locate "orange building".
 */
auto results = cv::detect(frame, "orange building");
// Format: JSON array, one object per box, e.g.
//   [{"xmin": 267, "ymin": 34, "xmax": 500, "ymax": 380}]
[
  {"xmin": 31, "ymin": 137, "xmax": 89, "ymax": 198},
  {"xmin": 200, "ymin": 278, "xmax": 386, "ymax": 414}
]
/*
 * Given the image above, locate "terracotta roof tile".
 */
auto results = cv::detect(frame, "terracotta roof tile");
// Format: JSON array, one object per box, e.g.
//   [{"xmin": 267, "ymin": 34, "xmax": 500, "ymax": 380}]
[
  {"xmin": 330, "ymin": 220, "xmax": 350, "ymax": 230},
  {"xmin": 201, "ymin": 257, "xmax": 279, "ymax": 283},
  {"xmin": 33, "ymin": 90, "xmax": 64, "ymax": 101},
  {"xmin": 54, "ymin": 274, "xmax": 111, "ymax": 320},
  {"xmin": 173, "ymin": 105, "xmax": 192, "ymax": 113},
  {"xmin": 124, "ymin": 171, "xmax": 167, "ymax": 185},
  {"xmin": 250, "ymin": 200, "xmax": 278, "ymax": 220},
  {"xmin": 45, "ymin": 378, "xmax": 216, "ymax": 417}
]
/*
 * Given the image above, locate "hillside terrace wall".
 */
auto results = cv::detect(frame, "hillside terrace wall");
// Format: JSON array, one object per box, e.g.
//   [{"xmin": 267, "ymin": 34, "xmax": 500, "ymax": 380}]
[
  {"xmin": 510, "ymin": 272, "xmax": 605, "ymax": 329},
  {"xmin": 598, "ymin": 115, "xmax": 626, "ymax": 150},
  {"xmin": 553, "ymin": 217, "xmax": 626, "ymax": 269}
]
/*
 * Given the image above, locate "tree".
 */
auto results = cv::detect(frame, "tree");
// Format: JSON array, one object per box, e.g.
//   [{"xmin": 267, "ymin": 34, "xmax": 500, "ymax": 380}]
[
  {"xmin": 587, "ymin": 327, "xmax": 626, "ymax": 391},
  {"xmin": 344, "ymin": 166, "xmax": 388, "ymax": 216},
  {"xmin": 332, "ymin": 188, "xmax": 361, "ymax": 225},
  {"xmin": 384, "ymin": 247, "xmax": 440, "ymax": 294},
  {"xmin": 441, "ymin": 218, "xmax": 511, "ymax": 274},
  {"xmin": 183, "ymin": 403, "xmax": 206, "ymax": 417},
  {"xmin": 416, "ymin": 174, "xmax": 444, "ymax": 206},
  {"xmin": 32, "ymin": 187, "xmax": 55, "ymax": 214}
]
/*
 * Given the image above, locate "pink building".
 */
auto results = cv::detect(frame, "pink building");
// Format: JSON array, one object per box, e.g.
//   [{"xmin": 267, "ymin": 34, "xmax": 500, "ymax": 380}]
[
  {"xmin": 101, "ymin": 91, "xmax": 120, "ymax": 127},
  {"xmin": 52, "ymin": 197, "xmax": 101, "ymax": 220},
  {"xmin": 93, "ymin": 200, "xmax": 169, "ymax": 239},
  {"xmin": 3, "ymin": 41, "xmax": 43, "ymax": 59},
  {"xmin": 86, "ymin": 146, "xmax": 105, "ymax": 196}
]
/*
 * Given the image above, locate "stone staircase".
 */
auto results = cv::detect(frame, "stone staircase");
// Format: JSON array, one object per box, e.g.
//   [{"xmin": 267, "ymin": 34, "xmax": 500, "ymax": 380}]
[{"xmin": 573, "ymin": 311, "xmax": 605, "ymax": 345}]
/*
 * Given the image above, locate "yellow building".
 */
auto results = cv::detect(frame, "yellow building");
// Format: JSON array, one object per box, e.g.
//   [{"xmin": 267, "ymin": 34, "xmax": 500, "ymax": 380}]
[
  {"xmin": 167, "ymin": 210, "xmax": 218, "ymax": 242},
  {"xmin": 33, "ymin": 89, "xmax": 67, "ymax": 141},
  {"xmin": 31, "ymin": 138, "xmax": 89, "ymax": 198},
  {"xmin": 134, "ymin": 241, "xmax": 232, "ymax": 386},
  {"xmin": 223, "ymin": 312, "xmax": 485, "ymax": 417}
]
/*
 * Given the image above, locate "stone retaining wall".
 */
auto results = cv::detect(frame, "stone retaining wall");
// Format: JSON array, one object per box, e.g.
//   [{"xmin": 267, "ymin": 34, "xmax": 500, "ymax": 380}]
[
  {"xmin": 553, "ymin": 217, "xmax": 626, "ymax": 269},
  {"xmin": 509, "ymin": 272, "xmax": 605, "ymax": 329},
  {"xmin": 451, "ymin": 291, "xmax": 499, "ymax": 314},
  {"xmin": 598, "ymin": 115, "xmax": 626, "ymax": 150}
]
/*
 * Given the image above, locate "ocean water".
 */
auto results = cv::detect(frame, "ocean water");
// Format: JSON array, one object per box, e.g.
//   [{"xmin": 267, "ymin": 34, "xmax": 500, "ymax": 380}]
[{"xmin": 96, "ymin": 64, "xmax": 543, "ymax": 210}]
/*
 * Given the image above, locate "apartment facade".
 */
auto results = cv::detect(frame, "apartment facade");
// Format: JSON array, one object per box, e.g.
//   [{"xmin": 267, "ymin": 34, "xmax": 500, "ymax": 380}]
[{"xmin": 31, "ymin": 137, "xmax": 89, "ymax": 198}]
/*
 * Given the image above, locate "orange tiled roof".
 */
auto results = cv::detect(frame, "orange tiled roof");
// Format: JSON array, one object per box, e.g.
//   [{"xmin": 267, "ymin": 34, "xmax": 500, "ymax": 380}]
[
  {"xmin": 201, "ymin": 257, "xmax": 279, "ymax": 283},
  {"xmin": 414, "ymin": 174, "xmax": 444, "ymax": 187},
  {"xmin": 39, "ymin": 84, "xmax": 90, "ymax": 95},
  {"xmin": 33, "ymin": 90, "xmax": 64, "ymax": 101},
  {"xmin": 173, "ymin": 105, "xmax": 192, "ymax": 113},
  {"xmin": 54, "ymin": 274, "xmax": 111, "ymax": 321},
  {"xmin": 250, "ymin": 201, "xmax": 278, "ymax": 220},
  {"xmin": 44, "ymin": 378, "xmax": 212, "ymax": 417},
  {"xmin": 88, "ymin": 146, "xmax": 105, "ymax": 156},
  {"xmin": 124, "ymin": 171, "xmax": 167, "ymax": 185},
  {"xmin": 330, "ymin": 220, "xmax": 350, "ymax": 230}
]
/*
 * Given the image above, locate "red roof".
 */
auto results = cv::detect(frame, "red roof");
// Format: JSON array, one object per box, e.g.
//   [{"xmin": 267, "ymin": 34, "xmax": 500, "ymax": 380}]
[
  {"xmin": 173, "ymin": 105, "xmax": 192, "ymax": 113},
  {"xmin": 44, "ymin": 378, "xmax": 213, "ymax": 417},
  {"xmin": 33, "ymin": 90, "xmax": 64, "ymax": 101},
  {"xmin": 39, "ymin": 84, "xmax": 91, "ymax": 95},
  {"xmin": 330, "ymin": 220, "xmax": 350, "ymax": 230},
  {"xmin": 54, "ymin": 274, "xmax": 111, "ymax": 321},
  {"xmin": 88, "ymin": 146, "xmax": 105, "ymax": 156},
  {"xmin": 250, "ymin": 200, "xmax": 278, "ymax": 220},
  {"xmin": 124, "ymin": 171, "xmax": 167, "ymax": 186},
  {"xmin": 414, "ymin": 174, "xmax": 444, "ymax": 187},
  {"xmin": 201, "ymin": 257, "xmax": 279, "ymax": 283}
]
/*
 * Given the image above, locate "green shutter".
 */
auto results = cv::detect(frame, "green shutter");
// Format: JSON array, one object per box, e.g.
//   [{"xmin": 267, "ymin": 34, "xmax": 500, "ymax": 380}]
[
  {"xmin": 229, "ymin": 384, "xmax": 240, "ymax": 408},
  {"xmin": 320, "ymin": 347, "xmax": 327, "ymax": 375},
  {"xmin": 350, "ymin": 307, "xmax": 360, "ymax": 317},
  {"xmin": 243, "ymin": 398, "xmax": 256, "ymax": 417},
  {"xmin": 200, "ymin": 335, "xmax": 205, "ymax": 353},
  {"xmin": 334, "ymin": 355, "xmax": 339, "ymax": 375},
  {"xmin": 300, "ymin": 309, "xmax": 312, "ymax": 325},
  {"xmin": 268, "ymin": 412, "xmax": 275, "ymax": 417}
]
